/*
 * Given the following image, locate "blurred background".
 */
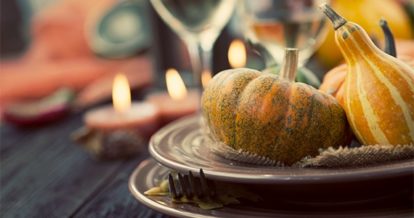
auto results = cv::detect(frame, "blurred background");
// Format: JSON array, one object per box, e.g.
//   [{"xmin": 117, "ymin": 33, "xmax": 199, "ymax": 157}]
[
  {"xmin": 0, "ymin": 0, "xmax": 413, "ymax": 124},
  {"xmin": 0, "ymin": 1, "xmax": 413, "ymax": 216}
]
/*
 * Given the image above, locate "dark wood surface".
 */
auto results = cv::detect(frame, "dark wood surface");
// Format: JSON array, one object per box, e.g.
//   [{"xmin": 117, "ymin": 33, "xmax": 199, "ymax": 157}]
[
  {"xmin": 0, "ymin": 112, "xmax": 167, "ymax": 218},
  {"xmin": 1, "ymin": 110, "xmax": 414, "ymax": 218}
]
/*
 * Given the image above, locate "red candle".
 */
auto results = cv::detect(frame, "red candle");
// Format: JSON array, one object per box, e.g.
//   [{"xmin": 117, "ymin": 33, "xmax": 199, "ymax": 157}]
[
  {"xmin": 84, "ymin": 73, "xmax": 159, "ymax": 137},
  {"xmin": 84, "ymin": 102, "xmax": 159, "ymax": 136},
  {"xmin": 146, "ymin": 68, "xmax": 199, "ymax": 125}
]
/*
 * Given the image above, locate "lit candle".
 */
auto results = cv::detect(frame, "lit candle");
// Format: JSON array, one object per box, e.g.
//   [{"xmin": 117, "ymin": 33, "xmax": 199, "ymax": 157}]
[
  {"xmin": 228, "ymin": 39, "xmax": 247, "ymax": 68},
  {"xmin": 146, "ymin": 68, "xmax": 199, "ymax": 125},
  {"xmin": 84, "ymin": 73, "xmax": 159, "ymax": 136}
]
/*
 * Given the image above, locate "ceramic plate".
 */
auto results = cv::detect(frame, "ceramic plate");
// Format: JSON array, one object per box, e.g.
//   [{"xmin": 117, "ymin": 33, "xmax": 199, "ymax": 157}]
[
  {"xmin": 149, "ymin": 115, "xmax": 414, "ymax": 184},
  {"xmin": 129, "ymin": 159, "xmax": 413, "ymax": 218}
]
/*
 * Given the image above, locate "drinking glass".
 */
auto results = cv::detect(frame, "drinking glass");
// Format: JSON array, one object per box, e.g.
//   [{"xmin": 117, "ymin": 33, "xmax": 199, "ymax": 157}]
[
  {"xmin": 150, "ymin": 0, "xmax": 236, "ymax": 89},
  {"xmin": 242, "ymin": 0, "xmax": 329, "ymax": 67}
]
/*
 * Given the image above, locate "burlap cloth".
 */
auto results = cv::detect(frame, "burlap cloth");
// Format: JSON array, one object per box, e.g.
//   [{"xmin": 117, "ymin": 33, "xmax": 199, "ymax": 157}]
[
  {"xmin": 209, "ymin": 140, "xmax": 414, "ymax": 168},
  {"xmin": 201, "ymin": 118, "xmax": 414, "ymax": 168},
  {"xmin": 299, "ymin": 144, "xmax": 414, "ymax": 168}
]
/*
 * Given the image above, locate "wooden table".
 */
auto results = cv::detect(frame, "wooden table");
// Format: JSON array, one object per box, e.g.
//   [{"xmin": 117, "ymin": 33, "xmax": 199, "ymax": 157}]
[
  {"xmin": 2, "ymin": 110, "xmax": 413, "ymax": 218},
  {"xmin": 0, "ymin": 112, "xmax": 167, "ymax": 218}
]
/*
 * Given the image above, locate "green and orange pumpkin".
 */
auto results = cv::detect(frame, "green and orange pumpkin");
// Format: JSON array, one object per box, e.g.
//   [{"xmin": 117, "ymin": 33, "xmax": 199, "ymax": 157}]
[
  {"xmin": 321, "ymin": 4, "xmax": 414, "ymax": 146},
  {"xmin": 201, "ymin": 49, "xmax": 349, "ymax": 165}
]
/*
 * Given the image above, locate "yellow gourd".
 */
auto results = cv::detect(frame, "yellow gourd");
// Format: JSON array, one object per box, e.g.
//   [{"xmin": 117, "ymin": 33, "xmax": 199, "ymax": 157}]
[
  {"xmin": 321, "ymin": 4, "xmax": 414, "ymax": 145},
  {"xmin": 319, "ymin": 19, "xmax": 414, "ymax": 107},
  {"xmin": 317, "ymin": 0, "xmax": 412, "ymax": 68}
]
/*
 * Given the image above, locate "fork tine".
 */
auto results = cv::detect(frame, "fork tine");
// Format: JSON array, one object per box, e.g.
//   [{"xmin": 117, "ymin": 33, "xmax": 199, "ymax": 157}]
[
  {"xmin": 183, "ymin": 175, "xmax": 193, "ymax": 199},
  {"xmin": 200, "ymin": 169, "xmax": 216, "ymax": 198},
  {"xmin": 177, "ymin": 173, "xmax": 190, "ymax": 198},
  {"xmin": 168, "ymin": 174, "xmax": 179, "ymax": 199},
  {"xmin": 199, "ymin": 169, "xmax": 209, "ymax": 198},
  {"xmin": 169, "ymin": 169, "xmax": 215, "ymax": 200},
  {"xmin": 188, "ymin": 171, "xmax": 200, "ymax": 198}
]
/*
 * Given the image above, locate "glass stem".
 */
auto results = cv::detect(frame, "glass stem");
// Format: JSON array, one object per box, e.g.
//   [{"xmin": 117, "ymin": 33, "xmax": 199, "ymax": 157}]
[
  {"xmin": 201, "ymin": 44, "xmax": 213, "ymax": 82},
  {"xmin": 186, "ymin": 38, "xmax": 213, "ymax": 112},
  {"xmin": 186, "ymin": 38, "xmax": 213, "ymax": 91},
  {"xmin": 187, "ymin": 39, "xmax": 203, "ymax": 90}
]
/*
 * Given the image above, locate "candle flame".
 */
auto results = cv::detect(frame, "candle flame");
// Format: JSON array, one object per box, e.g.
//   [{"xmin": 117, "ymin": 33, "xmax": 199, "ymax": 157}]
[
  {"xmin": 112, "ymin": 73, "xmax": 131, "ymax": 113},
  {"xmin": 228, "ymin": 39, "xmax": 247, "ymax": 68},
  {"xmin": 166, "ymin": 68, "xmax": 187, "ymax": 100},
  {"xmin": 201, "ymin": 70, "xmax": 212, "ymax": 88}
]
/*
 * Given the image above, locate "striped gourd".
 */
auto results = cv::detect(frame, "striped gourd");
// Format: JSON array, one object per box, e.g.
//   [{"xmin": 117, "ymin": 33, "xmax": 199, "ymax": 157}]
[
  {"xmin": 321, "ymin": 4, "xmax": 414, "ymax": 145},
  {"xmin": 201, "ymin": 49, "xmax": 349, "ymax": 165},
  {"xmin": 319, "ymin": 19, "xmax": 414, "ymax": 106}
]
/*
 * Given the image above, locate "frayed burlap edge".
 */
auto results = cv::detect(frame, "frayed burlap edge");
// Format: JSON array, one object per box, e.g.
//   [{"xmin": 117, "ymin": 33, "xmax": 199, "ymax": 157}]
[
  {"xmin": 210, "ymin": 141, "xmax": 283, "ymax": 166},
  {"xmin": 208, "ymin": 136, "xmax": 414, "ymax": 168},
  {"xmin": 299, "ymin": 144, "xmax": 414, "ymax": 168},
  {"xmin": 202, "ymin": 118, "xmax": 414, "ymax": 168}
]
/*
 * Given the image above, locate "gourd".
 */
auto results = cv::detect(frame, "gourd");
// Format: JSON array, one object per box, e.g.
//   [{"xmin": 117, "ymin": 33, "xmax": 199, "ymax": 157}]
[
  {"xmin": 316, "ymin": 0, "xmax": 412, "ymax": 68},
  {"xmin": 320, "ymin": 19, "xmax": 414, "ymax": 106},
  {"xmin": 321, "ymin": 4, "xmax": 414, "ymax": 145},
  {"xmin": 201, "ymin": 48, "xmax": 349, "ymax": 165}
]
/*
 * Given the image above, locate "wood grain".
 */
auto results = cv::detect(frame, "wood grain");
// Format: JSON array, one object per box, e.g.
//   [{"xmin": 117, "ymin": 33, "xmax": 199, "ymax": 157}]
[
  {"xmin": 72, "ymin": 156, "xmax": 168, "ymax": 218},
  {"xmin": 0, "ymin": 113, "xmax": 164, "ymax": 218}
]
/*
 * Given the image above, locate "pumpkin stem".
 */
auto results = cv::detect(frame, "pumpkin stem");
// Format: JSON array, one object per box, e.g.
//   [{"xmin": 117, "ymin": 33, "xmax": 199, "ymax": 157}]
[
  {"xmin": 320, "ymin": 4, "xmax": 347, "ymax": 30},
  {"xmin": 279, "ymin": 48, "xmax": 298, "ymax": 82},
  {"xmin": 380, "ymin": 19, "xmax": 397, "ymax": 57}
]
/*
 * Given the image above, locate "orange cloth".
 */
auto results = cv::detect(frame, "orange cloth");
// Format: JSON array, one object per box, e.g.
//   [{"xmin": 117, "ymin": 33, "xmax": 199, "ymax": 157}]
[
  {"xmin": 0, "ymin": 0, "xmax": 152, "ymax": 108},
  {"xmin": 25, "ymin": 0, "xmax": 115, "ymax": 61}
]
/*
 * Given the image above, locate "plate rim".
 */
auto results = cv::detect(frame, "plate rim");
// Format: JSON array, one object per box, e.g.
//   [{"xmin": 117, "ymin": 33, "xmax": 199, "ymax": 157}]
[
  {"xmin": 128, "ymin": 159, "xmax": 217, "ymax": 218},
  {"xmin": 149, "ymin": 115, "xmax": 414, "ymax": 184},
  {"xmin": 129, "ymin": 158, "xmax": 414, "ymax": 218}
]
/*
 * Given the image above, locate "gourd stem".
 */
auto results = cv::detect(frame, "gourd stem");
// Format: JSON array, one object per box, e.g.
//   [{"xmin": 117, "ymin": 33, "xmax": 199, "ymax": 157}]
[
  {"xmin": 380, "ymin": 19, "xmax": 397, "ymax": 57},
  {"xmin": 320, "ymin": 4, "xmax": 347, "ymax": 30},
  {"xmin": 279, "ymin": 48, "xmax": 298, "ymax": 82}
]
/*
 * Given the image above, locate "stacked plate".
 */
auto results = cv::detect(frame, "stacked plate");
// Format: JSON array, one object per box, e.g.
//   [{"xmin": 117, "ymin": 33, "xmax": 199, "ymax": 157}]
[{"xmin": 129, "ymin": 115, "xmax": 414, "ymax": 217}]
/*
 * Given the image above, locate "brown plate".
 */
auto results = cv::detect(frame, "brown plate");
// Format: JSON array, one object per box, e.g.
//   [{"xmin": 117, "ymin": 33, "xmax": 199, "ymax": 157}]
[
  {"xmin": 129, "ymin": 158, "xmax": 414, "ymax": 218},
  {"xmin": 149, "ymin": 115, "xmax": 414, "ymax": 184}
]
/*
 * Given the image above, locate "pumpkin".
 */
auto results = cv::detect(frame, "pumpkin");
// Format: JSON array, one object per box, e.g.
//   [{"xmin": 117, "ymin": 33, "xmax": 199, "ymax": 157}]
[
  {"xmin": 316, "ymin": 0, "xmax": 412, "ymax": 68},
  {"xmin": 201, "ymin": 48, "xmax": 349, "ymax": 165},
  {"xmin": 319, "ymin": 64, "xmax": 347, "ymax": 106},
  {"xmin": 321, "ymin": 4, "xmax": 414, "ymax": 145},
  {"xmin": 320, "ymin": 19, "xmax": 414, "ymax": 106}
]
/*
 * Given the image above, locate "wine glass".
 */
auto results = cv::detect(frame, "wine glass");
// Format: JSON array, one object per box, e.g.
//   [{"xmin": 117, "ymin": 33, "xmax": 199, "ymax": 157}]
[
  {"xmin": 150, "ymin": 0, "xmax": 236, "ymax": 89},
  {"xmin": 242, "ymin": 0, "xmax": 329, "ymax": 67}
]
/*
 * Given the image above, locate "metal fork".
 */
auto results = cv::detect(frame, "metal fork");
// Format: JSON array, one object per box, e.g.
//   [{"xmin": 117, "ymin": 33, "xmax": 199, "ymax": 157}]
[{"xmin": 168, "ymin": 169, "xmax": 216, "ymax": 199}]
